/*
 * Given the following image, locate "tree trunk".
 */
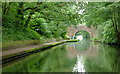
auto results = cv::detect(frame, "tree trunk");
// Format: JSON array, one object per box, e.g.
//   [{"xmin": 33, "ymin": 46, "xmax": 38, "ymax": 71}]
[
  {"xmin": 3, "ymin": 2, "xmax": 12, "ymax": 22},
  {"xmin": 24, "ymin": 11, "xmax": 34, "ymax": 28},
  {"xmin": 112, "ymin": 12, "xmax": 120, "ymax": 45},
  {"xmin": 3, "ymin": 2, "xmax": 7, "ymax": 14},
  {"xmin": 24, "ymin": 2, "xmax": 43, "ymax": 29},
  {"xmin": 16, "ymin": 2, "xmax": 24, "ymax": 29},
  {"xmin": 6, "ymin": 2, "xmax": 12, "ymax": 15},
  {"xmin": 18, "ymin": 2, "xmax": 24, "ymax": 19},
  {"xmin": 3, "ymin": 2, "xmax": 7, "ymax": 22}
]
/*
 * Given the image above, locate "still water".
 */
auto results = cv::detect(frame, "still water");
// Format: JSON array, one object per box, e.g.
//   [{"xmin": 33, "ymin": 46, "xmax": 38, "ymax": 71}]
[{"xmin": 3, "ymin": 40, "xmax": 120, "ymax": 72}]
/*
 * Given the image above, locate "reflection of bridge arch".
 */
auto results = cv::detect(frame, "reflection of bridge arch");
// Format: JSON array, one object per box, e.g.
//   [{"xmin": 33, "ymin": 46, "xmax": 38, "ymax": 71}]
[
  {"xmin": 67, "ymin": 25, "xmax": 97, "ymax": 38},
  {"xmin": 66, "ymin": 44, "xmax": 99, "ymax": 58}
]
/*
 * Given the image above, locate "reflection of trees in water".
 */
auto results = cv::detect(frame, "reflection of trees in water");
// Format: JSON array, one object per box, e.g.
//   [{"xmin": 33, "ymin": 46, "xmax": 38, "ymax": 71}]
[
  {"xmin": 66, "ymin": 41, "xmax": 120, "ymax": 72},
  {"xmin": 3, "ymin": 45, "xmax": 77, "ymax": 72},
  {"xmin": 3, "ymin": 42, "xmax": 120, "ymax": 72},
  {"xmin": 76, "ymin": 39, "xmax": 90, "ymax": 51},
  {"xmin": 83, "ymin": 44, "xmax": 119, "ymax": 72},
  {"xmin": 110, "ymin": 46, "xmax": 120, "ymax": 72}
]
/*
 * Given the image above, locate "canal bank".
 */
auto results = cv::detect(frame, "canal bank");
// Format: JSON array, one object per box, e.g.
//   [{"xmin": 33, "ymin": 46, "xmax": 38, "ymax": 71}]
[{"xmin": 2, "ymin": 39, "xmax": 79, "ymax": 64}]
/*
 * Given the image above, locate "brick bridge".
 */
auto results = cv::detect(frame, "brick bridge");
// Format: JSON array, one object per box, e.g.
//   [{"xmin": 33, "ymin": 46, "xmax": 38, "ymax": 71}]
[{"xmin": 67, "ymin": 25, "xmax": 97, "ymax": 38}]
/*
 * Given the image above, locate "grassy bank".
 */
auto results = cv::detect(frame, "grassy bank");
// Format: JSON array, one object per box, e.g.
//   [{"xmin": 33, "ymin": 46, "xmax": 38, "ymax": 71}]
[{"xmin": 2, "ymin": 39, "xmax": 79, "ymax": 64}]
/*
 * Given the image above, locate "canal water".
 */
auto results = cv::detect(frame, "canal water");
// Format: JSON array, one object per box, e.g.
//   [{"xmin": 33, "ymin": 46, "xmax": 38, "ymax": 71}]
[{"xmin": 2, "ymin": 40, "xmax": 120, "ymax": 72}]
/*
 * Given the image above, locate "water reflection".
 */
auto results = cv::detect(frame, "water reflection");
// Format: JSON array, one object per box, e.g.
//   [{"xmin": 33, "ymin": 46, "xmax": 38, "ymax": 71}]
[
  {"xmin": 73, "ymin": 55, "xmax": 85, "ymax": 72},
  {"xmin": 3, "ymin": 40, "xmax": 120, "ymax": 72},
  {"xmin": 66, "ymin": 40, "xmax": 120, "ymax": 72},
  {"xmin": 66, "ymin": 40, "xmax": 98, "ymax": 58},
  {"xmin": 3, "ymin": 45, "xmax": 76, "ymax": 72}
]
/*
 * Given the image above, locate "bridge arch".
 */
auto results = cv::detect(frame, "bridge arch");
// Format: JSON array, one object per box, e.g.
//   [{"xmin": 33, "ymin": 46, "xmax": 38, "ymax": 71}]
[
  {"xmin": 75, "ymin": 30, "xmax": 90, "ymax": 39},
  {"xmin": 67, "ymin": 25, "xmax": 97, "ymax": 39}
]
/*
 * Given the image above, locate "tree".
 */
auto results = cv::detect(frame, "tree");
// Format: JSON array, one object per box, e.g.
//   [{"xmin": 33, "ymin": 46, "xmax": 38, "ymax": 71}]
[
  {"xmin": 2, "ymin": 2, "xmax": 81, "ymax": 41},
  {"xmin": 80, "ymin": 2, "xmax": 120, "ymax": 44}
]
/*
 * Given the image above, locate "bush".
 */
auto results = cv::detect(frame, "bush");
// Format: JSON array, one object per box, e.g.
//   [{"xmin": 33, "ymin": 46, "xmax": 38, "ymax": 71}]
[
  {"xmin": 2, "ymin": 27, "xmax": 41, "ymax": 42},
  {"xmin": 26, "ymin": 27, "xmax": 41, "ymax": 40}
]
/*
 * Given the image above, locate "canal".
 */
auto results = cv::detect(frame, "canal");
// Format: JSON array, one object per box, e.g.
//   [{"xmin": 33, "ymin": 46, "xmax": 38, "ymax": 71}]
[{"xmin": 2, "ymin": 40, "xmax": 120, "ymax": 72}]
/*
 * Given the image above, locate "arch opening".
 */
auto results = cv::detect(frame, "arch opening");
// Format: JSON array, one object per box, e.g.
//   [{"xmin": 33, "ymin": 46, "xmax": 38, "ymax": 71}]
[{"xmin": 74, "ymin": 30, "xmax": 90, "ymax": 40}]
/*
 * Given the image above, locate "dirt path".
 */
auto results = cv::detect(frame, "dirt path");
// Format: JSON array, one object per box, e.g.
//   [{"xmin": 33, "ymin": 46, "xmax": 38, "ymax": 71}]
[{"xmin": 2, "ymin": 41, "xmax": 66, "ymax": 57}]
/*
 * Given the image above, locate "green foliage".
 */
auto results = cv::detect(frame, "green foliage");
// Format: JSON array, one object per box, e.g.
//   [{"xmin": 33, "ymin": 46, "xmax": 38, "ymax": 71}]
[
  {"xmin": 102, "ymin": 21, "xmax": 117, "ymax": 43},
  {"xmin": 26, "ymin": 27, "xmax": 41, "ymax": 40},
  {"xmin": 91, "ymin": 37, "xmax": 99, "ymax": 41},
  {"xmin": 80, "ymin": 2, "xmax": 120, "ymax": 44},
  {"xmin": 2, "ymin": 27, "xmax": 41, "ymax": 41},
  {"xmin": 2, "ymin": 2, "xmax": 81, "ymax": 41}
]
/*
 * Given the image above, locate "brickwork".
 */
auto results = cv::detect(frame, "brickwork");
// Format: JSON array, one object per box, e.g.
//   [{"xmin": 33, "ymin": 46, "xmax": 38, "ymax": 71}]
[{"xmin": 67, "ymin": 25, "xmax": 97, "ymax": 38}]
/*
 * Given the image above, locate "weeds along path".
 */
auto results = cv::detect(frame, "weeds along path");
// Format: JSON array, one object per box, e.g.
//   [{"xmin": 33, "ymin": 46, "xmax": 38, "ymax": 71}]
[{"xmin": 2, "ymin": 42, "xmax": 61, "ymax": 57}]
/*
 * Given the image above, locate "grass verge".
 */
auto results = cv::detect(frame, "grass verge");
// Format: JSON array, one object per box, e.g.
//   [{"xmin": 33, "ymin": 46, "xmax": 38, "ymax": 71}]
[{"xmin": 2, "ymin": 38, "xmax": 58, "ymax": 51}]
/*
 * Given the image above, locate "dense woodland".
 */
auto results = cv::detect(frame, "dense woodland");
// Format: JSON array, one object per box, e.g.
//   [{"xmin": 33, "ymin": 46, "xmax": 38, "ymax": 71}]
[
  {"xmin": 81, "ymin": 2, "xmax": 120, "ymax": 44},
  {"xmin": 2, "ymin": 2, "xmax": 81, "ymax": 41},
  {"xmin": 2, "ymin": 2, "xmax": 120, "ymax": 45}
]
